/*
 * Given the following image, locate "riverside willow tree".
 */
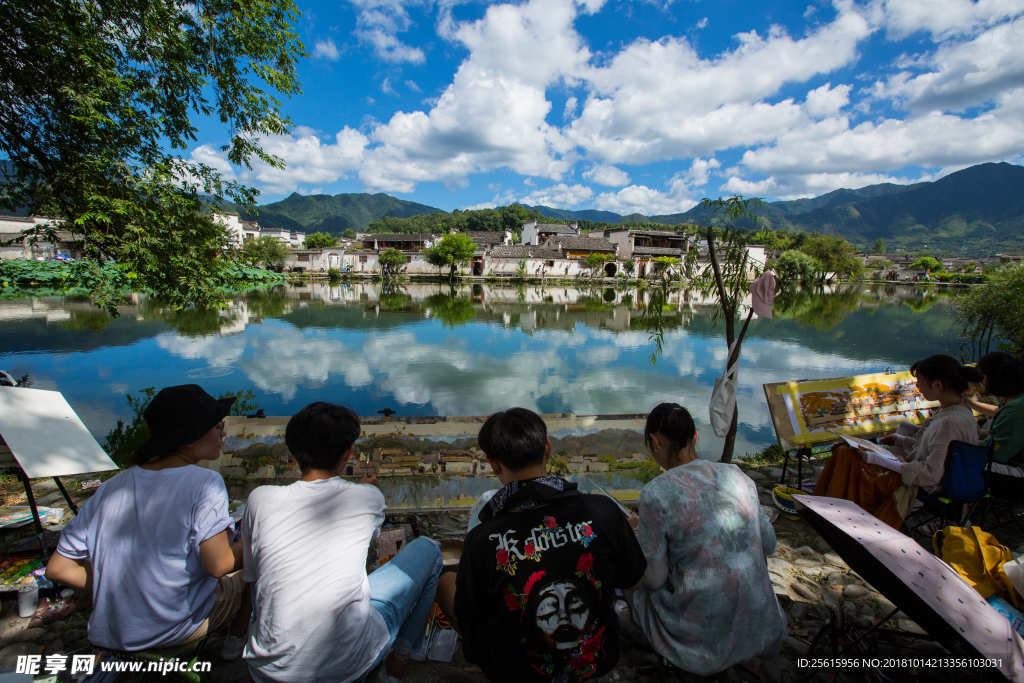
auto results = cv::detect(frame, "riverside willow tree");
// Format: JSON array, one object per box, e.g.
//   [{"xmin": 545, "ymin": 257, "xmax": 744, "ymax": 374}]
[
  {"xmin": 644, "ymin": 196, "xmax": 767, "ymax": 464},
  {"xmin": 0, "ymin": 0, "xmax": 306, "ymax": 311}
]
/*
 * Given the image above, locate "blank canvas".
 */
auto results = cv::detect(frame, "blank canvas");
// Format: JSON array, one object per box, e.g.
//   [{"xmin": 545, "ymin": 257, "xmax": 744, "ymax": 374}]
[{"xmin": 0, "ymin": 387, "xmax": 118, "ymax": 478}]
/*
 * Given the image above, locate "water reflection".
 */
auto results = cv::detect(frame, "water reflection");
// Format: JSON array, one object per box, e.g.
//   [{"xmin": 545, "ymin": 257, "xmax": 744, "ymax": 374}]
[{"xmin": 0, "ymin": 283, "xmax": 957, "ymax": 460}]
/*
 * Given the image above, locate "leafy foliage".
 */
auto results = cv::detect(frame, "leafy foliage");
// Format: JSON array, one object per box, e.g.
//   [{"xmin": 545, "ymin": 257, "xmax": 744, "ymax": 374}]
[
  {"xmin": 0, "ymin": 257, "xmax": 282, "ymax": 300},
  {"xmin": 0, "ymin": 0, "xmax": 306, "ymax": 310},
  {"xmin": 422, "ymin": 233, "xmax": 477, "ymax": 283},
  {"xmin": 425, "ymin": 291, "xmax": 476, "ymax": 328},
  {"xmin": 909, "ymin": 256, "xmax": 944, "ymax": 271},
  {"xmin": 369, "ymin": 204, "xmax": 544, "ymax": 236},
  {"xmin": 873, "ymin": 238, "xmax": 886, "ymax": 254},
  {"xmin": 304, "ymin": 232, "xmax": 338, "ymax": 249},
  {"xmin": 240, "ymin": 236, "xmax": 291, "ymax": 270},
  {"xmin": 378, "ymin": 248, "xmax": 407, "ymax": 279},
  {"xmin": 342, "ymin": 229, "xmax": 357, "ymax": 239},
  {"xmin": 952, "ymin": 263, "xmax": 1024, "ymax": 359},
  {"xmin": 583, "ymin": 253, "xmax": 611, "ymax": 277},
  {"xmin": 774, "ymin": 250, "xmax": 822, "ymax": 281},
  {"xmin": 622, "ymin": 259, "xmax": 636, "ymax": 277},
  {"xmin": 800, "ymin": 234, "xmax": 862, "ymax": 280}
]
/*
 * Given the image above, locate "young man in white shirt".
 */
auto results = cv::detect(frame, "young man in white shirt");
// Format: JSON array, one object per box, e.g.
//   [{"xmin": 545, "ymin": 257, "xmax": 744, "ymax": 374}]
[{"xmin": 242, "ymin": 402, "xmax": 442, "ymax": 683}]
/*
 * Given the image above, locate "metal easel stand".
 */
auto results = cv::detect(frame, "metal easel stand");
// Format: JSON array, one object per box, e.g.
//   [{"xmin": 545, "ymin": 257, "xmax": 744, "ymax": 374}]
[
  {"xmin": 7, "ymin": 467, "xmax": 79, "ymax": 560},
  {"xmin": 779, "ymin": 447, "xmax": 813, "ymax": 490}
]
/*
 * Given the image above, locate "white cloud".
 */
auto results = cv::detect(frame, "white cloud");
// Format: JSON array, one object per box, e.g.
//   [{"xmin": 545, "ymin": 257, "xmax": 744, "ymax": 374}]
[
  {"xmin": 720, "ymin": 170, "xmax": 924, "ymax": 200},
  {"xmin": 313, "ymin": 39, "xmax": 341, "ymax": 61},
  {"xmin": 563, "ymin": 96, "xmax": 578, "ymax": 120},
  {"xmin": 594, "ymin": 183, "xmax": 698, "ymax": 215},
  {"xmin": 872, "ymin": 23, "xmax": 1024, "ymax": 112},
  {"xmin": 804, "ymin": 82, "xmax": 852, "ymax": 117},
  {"xmin": 583, "ymin": 164, "xmax": 630, "ymax": 186},
  {"xmin": 358, "ymin": 0, "xmax": 586, "ymax": 192},
  {"xmin": 880, "ymin": 0, "xmax": 1024, "ymax": 39},
  {"xmin": 519, "ymin": 183, "xmax": 594, "ymax": 208},
  {"xmin": 568, "ymin": 6, "xmax": 873, "ymax": 164},
  {"xmin": 736, "ymin": 88, "xmax": 1024, "ymax": 177},
  {"xmin": 697, "ymin": 17, "xmax": 708, "ymax": 28},
  {"xmin": 381, "ymin": 78, "xmax": 397, "ymax": 95},
  {"xmin": 405, "ymin": 80, "xmax": 422, "ymax": 92},
  {"xmin": 190, "ymin": 127, "xmax": 369, "ymax": 196},
  {"xmin": 678, "ymin": 157, "xmax": 720, "ymax": 188},
  {"xmin": 350, "ymin": 0, "xmax": 427, "ymax": 64}
]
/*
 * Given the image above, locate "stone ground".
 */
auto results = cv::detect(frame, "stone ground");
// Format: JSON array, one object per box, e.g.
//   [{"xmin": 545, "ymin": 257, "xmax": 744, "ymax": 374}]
[{"xmin": 1, "ymin": 461, "xmax": 1022, "ymax": 683}]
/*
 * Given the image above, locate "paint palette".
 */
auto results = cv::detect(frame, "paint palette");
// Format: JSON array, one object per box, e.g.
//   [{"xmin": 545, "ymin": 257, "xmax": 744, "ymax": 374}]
[{"xmin": 0, "ymin": 555, "xmax": 53, "ymax": 592}]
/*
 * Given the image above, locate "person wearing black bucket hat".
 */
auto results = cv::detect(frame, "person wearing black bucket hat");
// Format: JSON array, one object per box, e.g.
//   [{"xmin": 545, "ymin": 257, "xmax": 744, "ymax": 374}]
[{"xmin": 46, "ymin": 385, "xmax": 253, "ymax": 659}]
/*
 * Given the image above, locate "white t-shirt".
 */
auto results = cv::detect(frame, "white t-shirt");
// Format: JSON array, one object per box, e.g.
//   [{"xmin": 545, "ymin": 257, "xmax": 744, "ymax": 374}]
[
  {"xmin": 56, "ymin": 465, "xmax": 232, "ymax": 650},
  {"xmin": 242, "ymin": 477, "xmax": 388, "ymax": 683}
]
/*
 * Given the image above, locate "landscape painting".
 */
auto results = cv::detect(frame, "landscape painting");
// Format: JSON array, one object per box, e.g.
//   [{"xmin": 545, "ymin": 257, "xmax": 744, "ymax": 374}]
[{"xmin": 203, "ymin": 414, "xmax": 660, "ymax": 511}]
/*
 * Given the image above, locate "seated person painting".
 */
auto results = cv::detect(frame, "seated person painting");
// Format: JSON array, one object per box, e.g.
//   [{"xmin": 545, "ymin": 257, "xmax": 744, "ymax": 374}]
[
  {"xmin": 436, "ymin": 408, "xmax": 646, "ymax": 683},
  {"xmin": 814, "ymin": 355, "xmax": 981, "ymax": 527},
  {"xmin": 45, "ymin": 385, "xmax": 251, "ymax": 656},
  {"xmin": 625, "ymin": 403, "xmax": 786, "ymax": 676},
  {"xmin": 241, "ymin": 402, "xmax": 442, "ymax": 683},
  {"xmin": 967, "ymin": 352, "xmax": 1024, "ymax": 497}
]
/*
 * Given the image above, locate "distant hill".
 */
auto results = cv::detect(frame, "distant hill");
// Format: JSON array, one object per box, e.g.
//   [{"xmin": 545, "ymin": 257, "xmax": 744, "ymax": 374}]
[
  {"xmin": 230, "ymin": 192, "xmax": 444, "ymax": 236},
  {"xmin": 518, "ymin": 204, "xmax": 622, "ymax": 223},
  {"xmin": 6, "ymin": 161, "xmax": 1021, "ymax": 254},
  {"xmin": 625, "ymin": 163, "xmax": 1024, "ymax": 254}
]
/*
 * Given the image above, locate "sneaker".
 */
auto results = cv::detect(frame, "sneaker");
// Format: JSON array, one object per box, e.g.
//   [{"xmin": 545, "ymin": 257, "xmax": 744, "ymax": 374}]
[
  {"xmin": 221, "ymin": 635, "xmax": 247, "ymax": 661},
  {"xmin": 918, "ymin": 519, "xmax": 943, "ymax": 537}
]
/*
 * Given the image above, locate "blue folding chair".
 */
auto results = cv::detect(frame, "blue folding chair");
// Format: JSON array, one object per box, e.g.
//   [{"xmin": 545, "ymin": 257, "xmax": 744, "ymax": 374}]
[{"xmin": 903, "ymin": 440, "xmax": 993, "ymax": 538}]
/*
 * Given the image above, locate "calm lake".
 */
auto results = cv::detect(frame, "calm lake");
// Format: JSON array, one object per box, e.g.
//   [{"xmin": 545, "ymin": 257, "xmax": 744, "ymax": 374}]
[{"xmin": 0, "ymin": 282, "xmax": 959, "ymax": 460}]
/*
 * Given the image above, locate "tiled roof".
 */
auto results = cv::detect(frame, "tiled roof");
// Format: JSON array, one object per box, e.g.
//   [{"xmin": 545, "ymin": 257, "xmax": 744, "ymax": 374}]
[
  {"xmin": 0, "ymin": 230, "xmax": 78, "ymax": 243},
  {"xmin": 534, "ymin": 223, "xmax": 578, "ymax": 234},
  {"xmin": 632, "ymin": 246, "xmax": 685, "ymax": 256},
  {"xmin": 608, "ymin": 228, "xmax": 683, "ymax": 238},
  {"xmin": 490, "ymin": 246, "xmax": 565, "ymax": 259},
  {"xmin": 462, "ymin": 231, "xmax": 506, "ymax": 240},
  {"xmin": 364, "ymin": 234, "xmax": 437, "ymax": 241},
  {"xmin": 546, "ymin": 236, "xmax": 617, "ymax": 251}
]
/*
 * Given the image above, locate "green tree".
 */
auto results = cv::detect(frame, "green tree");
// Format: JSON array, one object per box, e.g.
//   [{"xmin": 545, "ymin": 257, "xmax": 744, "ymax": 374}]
[
  {"xmin": 515, "ymin": 259, "xmax": 528, "ymax": 281},
  {"xmin": 304, "ymin": 232, "xmax": 337, "ymax": 249},
  {"xmin": 423, "ymin": 233, "xmax": 476, "ymax": 283},
  {"xmin": 584, "ymin": 253, "xmax": 610, "ymax": 278},
  {"xmin": 873, "ymin": 238, "xmax": 886, "ymax": 254},
  {"xmin": 622, "ymin": 259, "xmax": 636, "ymax": 277},
  {"xmin": 240, "ymin": 236, "xmax": 291, "ymax": 270},
  {"xmin": 378, "ymin": 248, "xmax": 407, "ymax": 280},
  {"xmin": 652, "ymin": 256, "xmax": 680, "ymax": 280},
  {"xmin": 342, "ymin": 229, "xmax": 357, "ymax": 239},
  {"xmin": 752, "ymin": 228, "xmax": 793, "ymax": 252},
  {"xmin": 909, "ymin": 256, "xmax": 944, "ymax": 272},
  {"xmin": 800, "ymin": 234, "xmax": 863, "ymax": 281},
  {"xmin": 774, "ymin": 250, "xmax": 822, "ymax": 281},
  {"xmin": 952, "ymin": 262, "xmax": 1024, "ymax": 358},
  {"xmin": 0, "ymin": 0, "xmax": 305, "ymax": 312},
  {"xmin": 425, "ymin": 291, "xmax": 477, "ymax": 328}
]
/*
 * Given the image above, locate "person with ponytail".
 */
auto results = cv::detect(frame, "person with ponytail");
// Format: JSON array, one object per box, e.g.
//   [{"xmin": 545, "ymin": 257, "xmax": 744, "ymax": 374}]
[
  {"xmin": 814, "ymin": 355, "xmax": 981, "ymax": 527},
  {"xmin": 967, "ymin": 352, "xmax": 1024, "ymax": 496},
  {"xmin": 625, "ymin": 403, "xmax": 786, "ymax": 677}
]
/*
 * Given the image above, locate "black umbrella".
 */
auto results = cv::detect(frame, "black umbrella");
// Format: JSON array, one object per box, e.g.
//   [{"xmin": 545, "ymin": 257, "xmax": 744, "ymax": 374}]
[{"xmin": 793, "ymin": 494, "xmax": 1024, "ymax": 682}]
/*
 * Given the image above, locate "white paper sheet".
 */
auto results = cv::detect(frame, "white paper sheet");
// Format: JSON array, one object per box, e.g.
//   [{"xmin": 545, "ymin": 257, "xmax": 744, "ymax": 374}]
[
  {"xmin": 0, "ymin": 387, "xmax": 118, "ymax": 478},
  {"xmin": 827, "ymin": 429, "xmax": 898, "ymax": 461}
]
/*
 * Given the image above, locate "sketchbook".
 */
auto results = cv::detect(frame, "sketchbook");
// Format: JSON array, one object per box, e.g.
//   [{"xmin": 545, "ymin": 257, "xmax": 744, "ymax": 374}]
[{"xmin": 827, "ymin": 430, "xmax": 898, "ymax": 461}]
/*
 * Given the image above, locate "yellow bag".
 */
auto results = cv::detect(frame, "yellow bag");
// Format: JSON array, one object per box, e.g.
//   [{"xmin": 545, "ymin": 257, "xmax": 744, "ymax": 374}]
[{"xmin": 934, "ymin": 526, "xmax": 1018, "ymax": 607}]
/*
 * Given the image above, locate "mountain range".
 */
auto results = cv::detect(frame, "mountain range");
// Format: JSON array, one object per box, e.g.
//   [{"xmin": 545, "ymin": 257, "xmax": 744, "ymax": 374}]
[{"xmin": 236, "ymin": 162, "xmax": 1021, "ymax": 255}]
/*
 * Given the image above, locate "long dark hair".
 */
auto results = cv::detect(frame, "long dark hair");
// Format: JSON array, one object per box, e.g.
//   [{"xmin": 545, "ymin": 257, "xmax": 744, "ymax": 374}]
[
  {"xmin": 644, "ymin": 403, "xmax": 696, "ymax": 460},
  {"xmin": 909, "ymin": 355, "xmax": 983, "ymax": 394},
  {"xmin": 976, "ymin": 352, "xmax": 1024, "ymax": 397}
]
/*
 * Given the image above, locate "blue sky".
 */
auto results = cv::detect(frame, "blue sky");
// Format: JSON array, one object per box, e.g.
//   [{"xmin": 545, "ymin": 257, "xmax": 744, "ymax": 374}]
[{"xmin": 189, "ymin": 0, "xmax": 1024, "ymax": 214}]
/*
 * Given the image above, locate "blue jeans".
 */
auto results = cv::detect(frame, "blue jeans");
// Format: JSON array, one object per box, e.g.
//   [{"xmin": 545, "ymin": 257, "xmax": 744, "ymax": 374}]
[{"xmin": 365, "ymin": 537, "xmax": 442, "ymax": 673}]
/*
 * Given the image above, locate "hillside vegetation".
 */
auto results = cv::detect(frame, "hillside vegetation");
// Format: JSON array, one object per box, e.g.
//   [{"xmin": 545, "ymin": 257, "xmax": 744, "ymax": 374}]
[{"xmin": 202, "ymin": 162, "xmax": 1024, "ymax": 255}]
